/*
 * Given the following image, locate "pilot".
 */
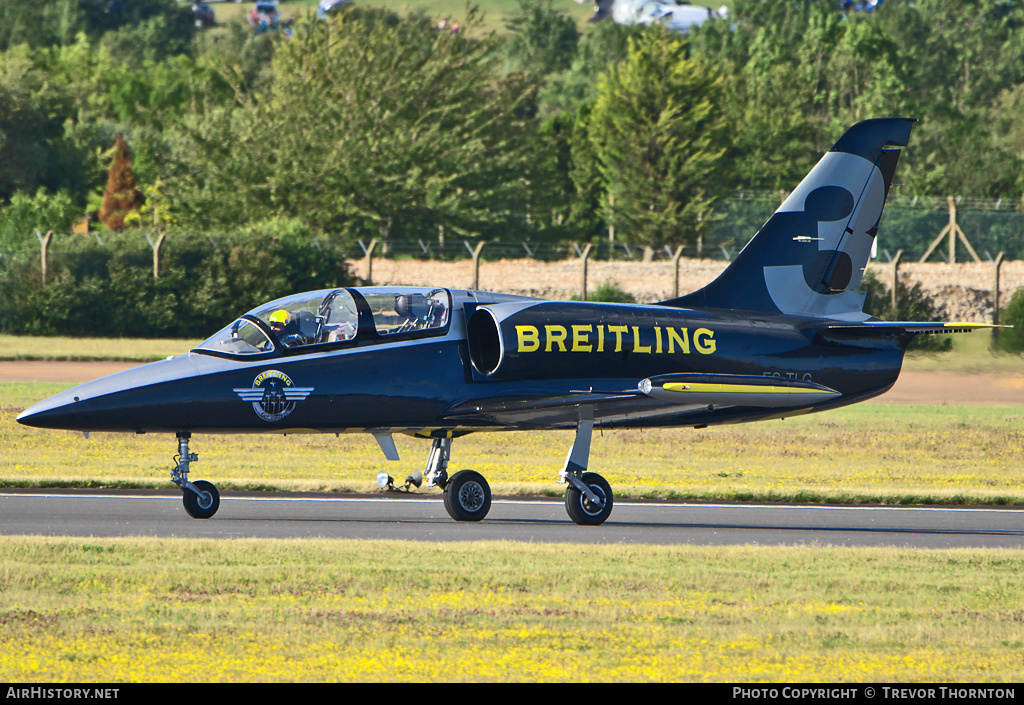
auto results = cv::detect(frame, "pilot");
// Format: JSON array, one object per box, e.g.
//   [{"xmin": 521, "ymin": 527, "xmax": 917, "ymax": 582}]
[{"xmin": 268, "ymin": 309, "xmax": 300, "ymax": 347}]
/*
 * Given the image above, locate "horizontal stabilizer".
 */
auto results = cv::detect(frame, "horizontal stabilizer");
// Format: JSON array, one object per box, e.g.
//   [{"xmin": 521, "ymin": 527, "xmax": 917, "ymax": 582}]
[
  {"xmin": 824, "ymin": 321, "xmax": 1008, "ymax": 335},
  {"xmin": 639, "ymin": 373, "xmax": 840, "ymax": 408}
]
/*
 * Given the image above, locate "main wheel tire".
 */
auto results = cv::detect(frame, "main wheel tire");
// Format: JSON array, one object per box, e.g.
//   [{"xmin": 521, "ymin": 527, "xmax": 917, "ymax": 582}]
[
  {"xmin": 443, "ymin": 470, "xmax": 491, "ymax": 522},
  {"xmin": 182, "ymin": 480, "xmax": 220, "ymax": 519},
  {"xmin": 565, "ymin": 472, "xmax": 613, "ymax": 526}
]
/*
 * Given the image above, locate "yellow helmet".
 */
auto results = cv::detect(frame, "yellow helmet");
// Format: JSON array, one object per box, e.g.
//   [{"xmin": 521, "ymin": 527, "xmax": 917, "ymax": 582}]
[{"xmin": 269, "ymin": 310, "xmax": 290, "ymax": 326}]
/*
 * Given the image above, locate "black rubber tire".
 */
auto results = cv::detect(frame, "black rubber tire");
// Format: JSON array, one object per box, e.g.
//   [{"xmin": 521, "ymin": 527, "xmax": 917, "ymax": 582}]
[
  {"xmin": 443, "ymin": 470, "xmax": 491, "ymax": 522},
  {"xmin": 565, "ymin": 472, "xmax": 613, "ymax": 526},
  {"xmin": 182, "ymin": 480, "xmax": 220, "ymax": 519}
]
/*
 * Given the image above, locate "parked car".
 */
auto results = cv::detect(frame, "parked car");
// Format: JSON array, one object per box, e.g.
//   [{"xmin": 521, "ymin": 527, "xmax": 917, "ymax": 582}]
[
  {"xmin": 611, "ymin": 0, "xmax": 725, "ymax": 35},
  {"xmin": 249, "ymin": 0, "xmax": 280, "ymax": 31},
  {"xmin": 192, "ymin": 2, "xmax": 215, "ymax": 27},
  {"xmin": 318, "ymin": 0, "xmax": 352, "ymax": 19}
]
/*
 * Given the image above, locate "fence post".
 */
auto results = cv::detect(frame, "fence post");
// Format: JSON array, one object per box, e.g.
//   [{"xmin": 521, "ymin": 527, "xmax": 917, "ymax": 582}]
[
  {"xmin": 471, "ymin": 240, "xmax": 486, "ymax": 290},
  {"xmin": 919, "ymin": 196, "xmax": 981, "ymax": 263},
  {"xmin": 993, "ymin": 251, "xmax": 1005, "ymax": 345},
  {"xmin": 362, "ymin": 238, "xmax": 378, "ymax": 284},
  {"xmin": 607, "ymin": 195, "xmax": 615, "ymax": 249},
  {"xmin": 891, "ymin": 249, "xmax": 902, "ymax": 315},
  {"xmin": 671, "ymin": 245, "xmax": 684, "ymax": 298},
  {"xmin": 145, "ymin": 232, "xmax": 166, "ymax": 279},
  {"xmin": 578, "ymin": 243, "xmax": 593, "ymax": 301},
  {"xmin": 35, "ymin": 229, "xmax": 52, "ymax": 286}
]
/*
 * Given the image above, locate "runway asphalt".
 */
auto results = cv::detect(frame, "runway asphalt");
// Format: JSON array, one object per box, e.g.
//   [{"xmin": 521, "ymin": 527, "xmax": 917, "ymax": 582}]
[{"xmin": 2, "ymin": 489, "xmax": 1023, "ymax": 548}]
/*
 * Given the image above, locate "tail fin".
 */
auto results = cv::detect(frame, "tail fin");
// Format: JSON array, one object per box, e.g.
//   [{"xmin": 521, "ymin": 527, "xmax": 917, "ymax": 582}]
[{"xmin": 665, "ymin": 118, "xmax": 916, "ymax": 321}]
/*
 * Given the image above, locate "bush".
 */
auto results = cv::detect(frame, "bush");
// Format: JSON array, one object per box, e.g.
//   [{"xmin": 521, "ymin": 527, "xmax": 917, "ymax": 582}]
[
  {"xmin": 994, "ymin": 287, "xmax": 1024, "ymax": 353},
  {"xmin": 859, "ymin": 270, "xmax": 952, "ymax": 352},
  {"xmin": 573, "ymin": 279, "xmax": 636, "ymax": 303},
  {"xmin": 0, "ymin": 230, "xmax": 354, "ymax": 337}
]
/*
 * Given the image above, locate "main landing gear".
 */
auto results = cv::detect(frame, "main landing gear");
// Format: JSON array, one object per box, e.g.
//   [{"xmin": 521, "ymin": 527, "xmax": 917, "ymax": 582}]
[
  {"xmin": 422, "ymin": 411, "xmax": 613, "ymax": 526},
  {"xmin": 168, "ymin": 422, "xmax": 614, "ymax": 525},
  {"xmin": 559, "ymin": 410, "xmax": 613, "ymax": 526},
  {"xmin": 421, "ymin": 437, "xmax": 493, "ymax": 523},
  {"xmin": 171, "ymin": 432, "xmax": 221, "ymax": 519}
]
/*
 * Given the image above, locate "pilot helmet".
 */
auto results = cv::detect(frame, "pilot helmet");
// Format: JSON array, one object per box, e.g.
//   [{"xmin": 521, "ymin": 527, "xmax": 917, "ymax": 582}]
[{"xmin": 269, "ymin": 309, "xmax": 290, "ymax": 328}]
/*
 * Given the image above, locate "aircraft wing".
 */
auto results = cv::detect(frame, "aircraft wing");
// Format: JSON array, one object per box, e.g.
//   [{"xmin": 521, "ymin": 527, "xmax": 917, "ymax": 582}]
[
  {"xmin": 823, "ymin": 321, "xmax": 1006, "ymax": 335},
  {"xmin": 443, "ymin": 374, "xmax": 840, "ymax": 428}
]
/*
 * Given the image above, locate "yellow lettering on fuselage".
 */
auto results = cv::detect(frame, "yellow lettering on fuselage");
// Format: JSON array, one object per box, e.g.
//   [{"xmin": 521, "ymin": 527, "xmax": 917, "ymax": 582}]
[
  {"xmin": 694, "ymin": 327, "xmax": 716, "ymax": 354},
  {"xmin": 607, "ymin": 325, "xmax": 628, "ymax": 352},
  {"xmin": 513, "ymin": 322, "xmax": 717, "ymax": 356},
  {"xmin": 631, "ymin": 326, "xmax": 651, "ymax": 354},
  {"xmin": 571, "ymin": 324, "xmax": 593, "ymax": 352},
  {"xmin": 516, "ymin": 325, "xmax": 539, "ymax": 353},
  {"xmin": 667, "ymin": 327, "xmax": 690, "ymax": 354},
  {"xmin": 544, "ymin": 325, "xmax": 568, "ymax": 352}
]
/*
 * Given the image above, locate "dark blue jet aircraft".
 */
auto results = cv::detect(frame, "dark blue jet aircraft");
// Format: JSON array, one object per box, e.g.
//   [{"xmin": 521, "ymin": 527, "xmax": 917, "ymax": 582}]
[{"xmin": 17, "ymin": 118, "xmax": 993, "ymax": 525}]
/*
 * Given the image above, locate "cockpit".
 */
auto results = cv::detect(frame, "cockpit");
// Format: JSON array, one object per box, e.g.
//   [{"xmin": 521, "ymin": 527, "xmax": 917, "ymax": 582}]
[{"xmin": 195, "ymin": 287, "xmax": 451, "ymax": 358}]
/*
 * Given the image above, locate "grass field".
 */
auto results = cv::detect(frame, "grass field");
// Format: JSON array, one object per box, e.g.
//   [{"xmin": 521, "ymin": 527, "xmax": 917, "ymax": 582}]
[
  {"xmin": 2, "ymin": 537, "xmax": 1023, "ymax": 682},
  {"xmin": 0, "ymin": 335, "xmax": 200, "ymax": 362},
  {"xmin": 210, "ymin": 0, "xmax": 599, "ymax": 33}
]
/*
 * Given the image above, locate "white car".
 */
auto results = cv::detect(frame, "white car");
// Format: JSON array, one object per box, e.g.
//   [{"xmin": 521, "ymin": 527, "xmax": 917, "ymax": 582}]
[{"xmin": 612, "ymin": 1, "xmax": 725, "ymax": 34}]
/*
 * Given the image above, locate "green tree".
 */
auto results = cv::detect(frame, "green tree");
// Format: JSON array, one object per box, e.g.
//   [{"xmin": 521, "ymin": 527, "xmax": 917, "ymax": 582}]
[
  {"xmin": 587, "ymin": 27, "xmax": 729, "ymax": 249},
  {"xmin": 0, "ymin": 188, "xmax": 77, "ymax": 249},
  {"xmin": 0, "ymin": 45, "xmax": 77, "ymax": 202},
  {"xmin": 163, "ymin": 10, "xmax": 547, "ymax": 243},
  {"xmin": 0, "ymin": 0, "xmax": 193, "ymax": 54},
  {"xmin": 0, "ymin": 0, "xmax": 80, "ymax": 50},
  {"xmin": 566, "ymin": 101, "xmax": 607, "ymax": 239},
  {"xmin": 504, "ymin": 0, "xmax": 580, "ymax": 76},
  {"xmin": 539, "ymin": 20, "xmax": 642, "ymax": 117}
]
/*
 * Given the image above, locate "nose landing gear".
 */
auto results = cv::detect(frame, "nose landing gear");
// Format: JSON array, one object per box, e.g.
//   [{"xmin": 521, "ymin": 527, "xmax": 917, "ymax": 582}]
[{"xmin": 171, "ymin": 432, "xmax": 220, "ymax": 519}]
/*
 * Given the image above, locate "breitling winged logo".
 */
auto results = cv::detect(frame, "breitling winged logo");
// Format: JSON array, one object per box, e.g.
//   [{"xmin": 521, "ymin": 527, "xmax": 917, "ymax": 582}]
[{"xmin": 233, "ymin": 370, "xmax": 314, "ymax": 422}]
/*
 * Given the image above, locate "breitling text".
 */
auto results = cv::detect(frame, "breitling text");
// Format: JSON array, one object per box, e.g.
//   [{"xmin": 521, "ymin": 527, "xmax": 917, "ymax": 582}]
[{"xmin": 515, "ymin": 324, "xmax": 717, "ymax": 355}]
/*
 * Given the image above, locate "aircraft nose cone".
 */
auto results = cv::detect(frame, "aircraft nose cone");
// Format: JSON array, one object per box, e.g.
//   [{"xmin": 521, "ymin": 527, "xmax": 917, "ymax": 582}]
[
  {"xmin": 17, "ymin": 387, "xmax": 88, "ymax": 429},
  {"xmin": 16, "ymin": 355, "xmax": 201, "ymax": 432}
]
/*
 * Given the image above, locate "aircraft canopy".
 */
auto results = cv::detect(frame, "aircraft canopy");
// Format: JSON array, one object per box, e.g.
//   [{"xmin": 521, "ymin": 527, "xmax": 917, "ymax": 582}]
[{"xmin": 195, "ymin": 287, "xmax": 450, "ymax": 357}]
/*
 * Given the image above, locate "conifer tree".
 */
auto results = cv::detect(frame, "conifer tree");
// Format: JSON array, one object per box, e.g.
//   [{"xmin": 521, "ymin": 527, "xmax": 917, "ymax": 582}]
[
  {"xmin": 586, "ymin": 27, "xmax": 729, "ymax": 250},
  {"xmin": 98, "ymin": 135, "xmax": 143, "ymax": 231}
]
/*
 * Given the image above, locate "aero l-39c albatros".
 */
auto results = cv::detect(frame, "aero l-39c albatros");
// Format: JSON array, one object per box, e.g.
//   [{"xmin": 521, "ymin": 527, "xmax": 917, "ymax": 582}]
[{"xmin": 17, "ymin": 118, "xmax": 996, "ymax": 525}]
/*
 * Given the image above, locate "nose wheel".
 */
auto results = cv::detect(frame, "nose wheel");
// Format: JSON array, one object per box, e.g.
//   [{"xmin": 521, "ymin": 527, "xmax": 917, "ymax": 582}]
[
  {"xmin": 171, "ymin": 432, "xmax": 221, "ymax": 519},
  {"xmin": 182, "ymin": 480, "xmax": 220, "ymax": 519}
]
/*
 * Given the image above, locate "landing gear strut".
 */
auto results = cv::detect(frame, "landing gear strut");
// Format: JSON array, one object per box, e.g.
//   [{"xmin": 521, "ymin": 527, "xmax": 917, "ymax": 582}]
[
  {"xmin": 559, "ymin": 411, "xmax": 613, "ymax": 525},
  {"xmin": 425, "ymin": 437, "xmax": 493, "ymax": 522},
  {"xmin": 171, "ymin": 432, "xmax": 220, "ymax": 519}
]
